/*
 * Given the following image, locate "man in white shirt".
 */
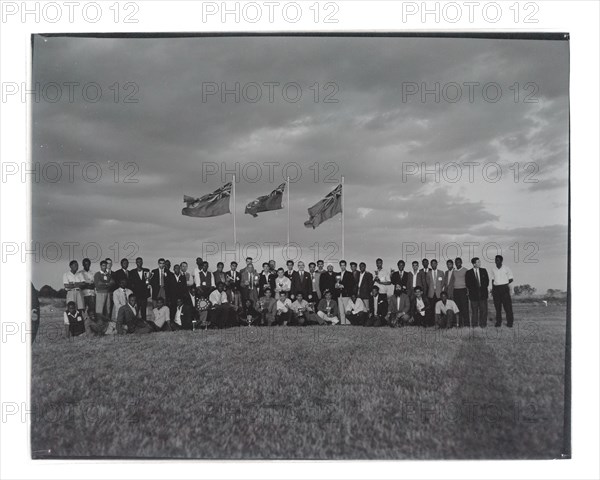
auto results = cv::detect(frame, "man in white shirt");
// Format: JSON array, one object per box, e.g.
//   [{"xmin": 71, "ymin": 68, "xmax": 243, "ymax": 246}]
[
  {"xmin": 408, "ymin": 260, "xmax": 420, "ymax": 298},
  {"xmin": 274, "ymin": 268, "xmax": 292, "ymax": 300},
  {"xmin": 275, "ymin": 291, "xmax": 293, "ymax": 326},
  {"xmin": 63, "ymin": 260, "xmax": 85, "ymax": 312},
  {"xmin": 110, "ymin": 279, "xmax": 132, "ymax": 334},
  {"xmin": 491, "ymin": 255, "xmax": 515, "ymax": 327},
  {"xmin": 290, "ymin": 292, "xmax": 319, "ymax": 325},
  {"xmin": 435, "ymin": 291, "xmax": 460, "ymax": 328},
  {"xmin": 373, "ymin": 258, "xmax": 392, "ymax": 297},
  {"xmin": 345, "ymin": 293, "xmax": 367, "ymax": 326},
  {"xmin": 208, "ymin": 282, "xmax": 236, "ymax": 328},
  {"xmin": 150, "ymin": 297, "xmax": 171, "ymax": 331},
  {"xmin": 79, "ymin": 258, "xmax": 96, "ymax": 316}
]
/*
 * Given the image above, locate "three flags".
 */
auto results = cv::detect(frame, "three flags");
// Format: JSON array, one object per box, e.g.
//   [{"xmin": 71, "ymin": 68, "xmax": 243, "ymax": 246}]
[{"xmin": 182, "ymin": 181, "xmax": 342, "ymax": 228}]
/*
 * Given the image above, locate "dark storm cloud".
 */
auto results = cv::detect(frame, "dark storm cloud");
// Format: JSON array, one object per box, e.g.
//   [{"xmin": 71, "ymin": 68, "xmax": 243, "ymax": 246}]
[{"xmin": 31, "ymin": 35, "xmax": 569, "ymax": 291}]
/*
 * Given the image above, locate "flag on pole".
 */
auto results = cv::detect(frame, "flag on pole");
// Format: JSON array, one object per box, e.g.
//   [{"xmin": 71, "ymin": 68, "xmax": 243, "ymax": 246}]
[
  {"xmin": 245, "ymin": 183, "xmax": 286, "ymax": 217},
  {"xmin": 304, "ymin": 184, "xmax": 342, "ymax": 229},
  {"xmin": 182, "ymin": 182, "xmax": 232, "ymax": 218}
]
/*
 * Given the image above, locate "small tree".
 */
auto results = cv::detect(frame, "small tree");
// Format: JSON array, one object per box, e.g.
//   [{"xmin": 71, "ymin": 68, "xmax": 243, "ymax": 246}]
[{"xmin": 514, "ymin": 284, "xmax": 536, "ymax": 296}]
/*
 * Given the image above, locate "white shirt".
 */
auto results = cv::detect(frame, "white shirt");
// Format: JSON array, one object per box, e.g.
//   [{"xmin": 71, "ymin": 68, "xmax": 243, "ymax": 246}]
[
  {"xmin": 435, "ymin": 299, "xmax": 460, "ymax": 315},
  {"xmin": 209, "ymin": 290, "xmax": 228, "ymax": 305},
  {"xmin": 346, "ymin": 298, "xmax": 366, "ymax": 314},
  {"xmin": 358, "ymin": 271, "xmax": 366, "ymax": 288},
  {"xmin": 152, "ymin": 306, "xmax": 170, "ymax": 328},
  {"xmin": 491, "ymin": 265, "xmax": 513, "ymax": 286},
  {"xmin": 291, "ymin": 299, "xmax": 309, "ymax": 313},
  {"xmin": 79, "ymin": 269, "xmax": 95, "ymax": 296},
  {"xmin": 193, "ymin": 267, "xmax": 204, "ymax": 286},
  {"xmin": 416, "ymin": 297, "xmax": 426, "ymax": 316},
  {"xmin": 277, "ymin": 298, "xmax": 292, "ymax": 312},
  {"xmin": 412, "ymin": 270, "xmax": 418, "ymax": 288},
  {"xmin": 274, "ymin": 276, "xmax": 291, "ymax": 292},
  {"xmin": 63, "ymin": 271, "xmax": 81, "ymax": 290},
  {"xmin": 174, "ymin": 305, "xmax": 182, "ymax": 325}
]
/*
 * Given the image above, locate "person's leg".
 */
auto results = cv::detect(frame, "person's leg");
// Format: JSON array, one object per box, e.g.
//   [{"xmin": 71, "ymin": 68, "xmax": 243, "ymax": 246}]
[
  {"xmin": 400, "ymin": 313, "xmax": 412, "ymax": 326},
  {"xmin": 138, "ymin": 298, "xmax": 148, "ymax": 322},
  {"xmin": 454, "ymin": 289, "xmax": 468, "ymax": 327},
  {"xmin": 470, "ymin": 300, "xmax": 479, "ymax": 328},
  {"xmin": 503, "ymin": 286, "xmax": 514, "ymax": 327},
  {"xmin": 338, "ymin": 297, "xmax": 346, "ymax": 325},
  {"xmin": 493, "ymin": 287, "xmax": 503, "ymax": 326},
  {"xmin": 31, "ymin": 320, "xmax": 40, "ymax": 343},
  {"xmin": 446, "ymin": 310, "xmax": 456, "ymax": 329},
  {"xmin": 480, "ymin": 299, "xmax": 488, "ymax": 327}
]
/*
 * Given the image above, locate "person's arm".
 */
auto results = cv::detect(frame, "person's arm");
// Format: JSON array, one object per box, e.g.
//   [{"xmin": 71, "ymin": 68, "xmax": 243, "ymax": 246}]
[
  {"xmin": 63, "ymin": 313, "xmax": 70, "ymax": 338},
  {"xmin": 507, "ymin": 266, "xmax": 514, "ymax": 284}
]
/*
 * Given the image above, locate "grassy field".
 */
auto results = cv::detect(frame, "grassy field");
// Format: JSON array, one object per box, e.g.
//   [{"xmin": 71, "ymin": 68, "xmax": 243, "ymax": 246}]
[{"xmin": 31, "ymin": 301, "xmax": 568, "ymax": 459}]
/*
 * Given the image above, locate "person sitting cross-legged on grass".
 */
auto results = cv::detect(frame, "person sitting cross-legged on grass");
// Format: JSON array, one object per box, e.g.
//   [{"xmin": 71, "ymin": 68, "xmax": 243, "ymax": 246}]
[
  {"xmin": 435, "ymin": 291, "xmax": 460, "ymax": 329},
  {"xmin": 317, "ymin": 290, "xmax": 340, "ymax": 325},
  {"xmin": 387, "ymin": 285, "xmax": 412, "ymax": 327},
  {"xmin": 410, "ymin": 286, "xmax": 430, "ymax": 327},
  {"xmin": 208, "ymin": 282, "xmax": 237, "ymax": 329},
  {"xmin": 63, "ymin": 301, "xmax": 86, "ymax": 338},
  {"xmin": 117, "ymin": 294, "xmax": 153, "ymax": 334},
  {"xmin": 290, "ymin": 292, "xmax": 321, "ymax": 326},
  {"xmin": 149, "ymin": 297, "xmax": 172, "ymax": 332},
  {"xmin": 257, "ymin": 288, "xmax": 277, "ymax": 326},
  {"xmin": 171, "ymin": 297, "xmax": 195, "ymax": 331},
  {"xmin": 84, "ymin": 311, "xmax": 108, "ymax": 336},
  {"xmin": 275, "ymin": 291, "xmax": 293, "ymax": 326},
  {"xmin": 345, "ymin": 293, "xmax": 368, "ymax": 326},
  {"xmin": 240, "ymin": 298, "xmax": 260, "ymax": 326}
]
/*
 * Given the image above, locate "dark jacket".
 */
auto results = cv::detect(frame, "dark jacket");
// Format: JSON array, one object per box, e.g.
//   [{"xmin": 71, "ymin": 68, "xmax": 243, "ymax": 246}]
[{"xmin": 465, "ymin": 267, "xmax": 489, "ymax": 300}]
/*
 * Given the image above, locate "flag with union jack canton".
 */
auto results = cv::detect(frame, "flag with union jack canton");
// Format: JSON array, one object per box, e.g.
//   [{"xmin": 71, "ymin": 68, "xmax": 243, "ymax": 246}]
[
  {"xmin": 244, "ymin": 183, "xmax": 286, "ymax": 217},
  {"xmin": 182, "ymin": 183, "xmax": 231, "ymax": 218},
  {"xmin": 304, "ymin": 184, "xmax": 342, "ymax": 229}
]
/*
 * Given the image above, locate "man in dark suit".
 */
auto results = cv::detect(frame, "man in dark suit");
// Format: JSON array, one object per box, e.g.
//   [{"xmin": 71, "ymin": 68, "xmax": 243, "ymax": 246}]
[
  {"xmin": 295, "ymin": 261, "xmax": 312, "ymax": 299},
  {"xmin": 336, "ymin": 260, "xmax": 356, "ymax": 325},
  {"xmin": 172, "ymin": 264, "xmax": 188, "ymax": 297},
  {"xmin": 171, "ymin": 297, "xmax": 195, "ymax": 330},
  {"xmin": 258, "ymin": 262, "xmax": 275, "ymax": 298},
  {"xmin": 406, "ymin": 261, "xmax": 420, "ymax": 298},
  {"xmin": 129, "ymin": 257, "xmax": 150, "ymax": 321},
  {"xmin": 196, "ymin": 261, "xmax": 213, "ymax": 298},
  {"xmin": 410, "ymin": 286, "xmax": 431, "ymax": 327},
  {"xmin": 417, "ymin": 258, "xmax": 430, "ymax": 294},
  {"xmin": 350, "ymin": 262, "xmax": 360, "ymax": 288},
  {"xmin": 225, "ymin": 261, "xmax": 241, "ymax": 298},
  {"xmin": 426, "ymin": 259, "xmax": 444, "ymax": 310},
  {"xmin": 117, "ymin": 294, "xmax": 152, "ymax": 334},
  {"xmin": 390, "ymin": 260, "xmax": 409, "ymax": 294},
  {"xmin": 284, "ymin": 260, "xmax": 301, "ymax": 301},
  {"xmin": 366, "ymin": 285, "xmax": 388, "ymax": 327},
  {"xmin": 149, "ymin": 258, "xmax": 168, "ymax": 306},
  {"xmin": 465, "ymin": 257, "xmax": 489, "ymax": 328},
  {"xmin": 112, "ymin": 258, "xmax": 131, "ymax": 289},
  {"xmin": 319, "ymin": 264, "xmax": 338, "ymax": 300},
  {"xmin": 356, "ymin": 262, "xmax": 373, "ymax": 308}
]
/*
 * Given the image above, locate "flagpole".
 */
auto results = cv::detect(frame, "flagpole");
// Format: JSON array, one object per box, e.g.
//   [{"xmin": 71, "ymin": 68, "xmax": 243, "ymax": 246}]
[
  {"xmin": 287, "ymin": 176, "xmax": 290, "ymax": 247},
  {"xmin": 341, "ymin": 176, "xmax": 345, "ymax": 260},
  {"xmin": 232, "ymin": 175, "xmax": 237, "ymax": 257}
]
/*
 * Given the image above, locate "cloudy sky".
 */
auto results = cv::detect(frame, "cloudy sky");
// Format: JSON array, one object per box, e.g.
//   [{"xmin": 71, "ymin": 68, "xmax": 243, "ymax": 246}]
[{"xmin": 31, "ymin": 34, "xmax": 569, "ymax": 292}]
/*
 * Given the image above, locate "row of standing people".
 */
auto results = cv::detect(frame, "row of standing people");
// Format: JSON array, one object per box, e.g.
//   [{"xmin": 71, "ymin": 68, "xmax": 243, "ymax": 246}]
[{"xmin": 61, "ymin": 254, "xmax": 515, "ymax": 336}]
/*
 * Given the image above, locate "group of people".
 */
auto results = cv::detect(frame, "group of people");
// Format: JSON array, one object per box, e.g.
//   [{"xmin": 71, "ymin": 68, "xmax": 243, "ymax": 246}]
[{"xmin": 60, "ymin": 254, "xmax": 515, "ymax": 337}]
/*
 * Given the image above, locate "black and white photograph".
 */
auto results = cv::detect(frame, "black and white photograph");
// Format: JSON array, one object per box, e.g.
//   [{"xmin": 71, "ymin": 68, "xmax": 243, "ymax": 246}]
[
  {"xmin": 27, "ymin": 31, "xmax": 570, "ymax": 460},
  {"xmin": 1, "ymin": 1, "xmax": 598, "ymax": 477}
]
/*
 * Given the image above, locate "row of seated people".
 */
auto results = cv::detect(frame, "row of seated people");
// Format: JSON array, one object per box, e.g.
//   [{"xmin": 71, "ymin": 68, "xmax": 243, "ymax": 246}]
[{"xmin": 64, "ymin": 282, "xmax": 460, "ymax": 337}]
